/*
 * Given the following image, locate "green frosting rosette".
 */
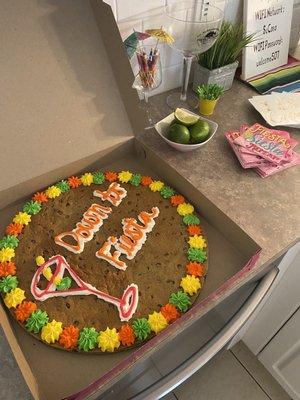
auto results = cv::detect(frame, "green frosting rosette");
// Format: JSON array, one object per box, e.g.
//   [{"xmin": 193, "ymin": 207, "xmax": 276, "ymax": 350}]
[
  {"xmin": 130, "ymin": 174, "xmax": 142, "ymax": 186},
  {"xmin": 169, "ymin": 291, "xmax": 191, "ymax": 312},
  {"xmin": 0, "ymin": 235, "xmax": 19, "ymax": 249},
  {"xmin": 93, "ymin": 171, "xmax": 105, "ymax": 184},
  {"xmin": 56, "ymin": 277, "xmax": 72, "ymax": 291},
  {"xmin": 0, "ymin": 275, "xmax": 18, "ymax": 293},
  {"xmin": 132, "ymin": 318, "xmax": 151, "ymax": 341},
  {"xmin": 78, "ymin": 327, "xmax": 98, "ymax": 351},
  {"xmin": 26, "ymin": 310, "xmax": 49, "ymax": 333},
  {"xmin": 23, "ymin": 200, "xmax": 42, "ymax": 215},
  {"xmin": 56, "ymin": 180, "xmax": 70, "ymax": 193},
  {"xmin": 160, "ymin": 186, "xmax": 175, "ymax": 199},
  {"xmin": 188, "ymin": 247, "xmax": 207, "ymax": 263},
  {"xmin": 183, "ymin": 214, "xmax": 200, "ymax": 226}
]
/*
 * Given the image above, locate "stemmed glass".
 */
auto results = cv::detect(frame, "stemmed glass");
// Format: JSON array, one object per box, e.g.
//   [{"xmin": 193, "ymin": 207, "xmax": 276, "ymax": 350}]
[
  {"xmin": 164, "ymin": 1, "xmax": 223, "ymax": 110},
  {"xmin": 132, "ymin": 44, "xmax": 162, "ymax": 127}
]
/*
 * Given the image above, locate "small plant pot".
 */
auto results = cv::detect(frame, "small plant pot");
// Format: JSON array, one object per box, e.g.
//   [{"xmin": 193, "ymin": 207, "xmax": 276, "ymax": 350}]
[
  {"xmin": 199, "ymin": 98, "xmax": 218, "ymax": 116},
  {"xmin": 193, "ymin": 61, "xmax": 239, "ymax": 92}
]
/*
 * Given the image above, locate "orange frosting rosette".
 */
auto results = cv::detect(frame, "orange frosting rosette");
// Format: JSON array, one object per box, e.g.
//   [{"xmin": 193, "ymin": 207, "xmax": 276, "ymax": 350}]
[
  {"xmin": 5, "ymin": 223, "xmax": 23, "ymax": 236},
  {"xmin": 118, "ymin": 324, "xmax": 135, "ymax": 347},
  {"xmin": 0, "ymin": 262, "xmax": 16, "ymax": 277},
  {"xmin": 186, "ymin": 262, "xmax": 205, "ymax": 277},
  {"xmin": 187, "ymin": 225, "xmax": 202, "ymax": 236},
  {"xmin": 105, "ymin": 171, "xmax": 118, "ymax": 182},
  {"xmin": 170, "ymin": 195, "xmax": 185, "ymax": 206},
  {"xmin": 33, "ymin": 192, "xmax": 48, "ymax": 203},
  {"xmin": 141, "ymin": 176, "xmax": 153, "ymax": 186},
  {"xmin": 15, "ymin": 301, "xmax": 37, "ymax": 323},
  {"xmin": 59, "ymin": 325, "xmax": 80, "ymax": 349},
  {"xmin": 161, "ymin": 303, "xmax": 180, "ymax": 323},
  {"xmin": 67, "ymin": 176, "xmax": 82, "ymax": 188}
]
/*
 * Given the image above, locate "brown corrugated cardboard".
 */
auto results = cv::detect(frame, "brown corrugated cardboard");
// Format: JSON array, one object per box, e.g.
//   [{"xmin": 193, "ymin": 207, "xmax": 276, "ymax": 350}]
[
  {"xmin": 0, "ymin": 0, "xmax": 134, "ymax": 204},
  {"xmin": 90, "ymin": 0, "xmax": 147, "ymax": 136}
]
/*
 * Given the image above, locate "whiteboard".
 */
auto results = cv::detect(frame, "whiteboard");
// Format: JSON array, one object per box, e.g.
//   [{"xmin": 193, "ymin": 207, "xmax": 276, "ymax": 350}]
[{"xmin": 242, "ymin": 0, "xmax": 294, "ymax": 80}]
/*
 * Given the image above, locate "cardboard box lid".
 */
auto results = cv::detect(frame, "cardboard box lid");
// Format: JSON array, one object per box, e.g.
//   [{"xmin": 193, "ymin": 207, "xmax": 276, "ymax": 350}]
[{"xmin": 0, "ymin": 0, "xmax": 144, "ymax": 203}]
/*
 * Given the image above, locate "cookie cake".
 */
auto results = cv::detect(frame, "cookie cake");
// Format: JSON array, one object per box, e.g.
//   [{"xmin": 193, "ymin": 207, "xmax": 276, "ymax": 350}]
[{"xmin": 0, "ymin": 170, "xmax": 208, "ymax": 353}]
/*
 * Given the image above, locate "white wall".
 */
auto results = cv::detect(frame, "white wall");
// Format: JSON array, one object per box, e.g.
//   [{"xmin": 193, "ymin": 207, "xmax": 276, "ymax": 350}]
[{"xmin": 104, "ymin": 0, "xmax": 300, "ymax": 95}]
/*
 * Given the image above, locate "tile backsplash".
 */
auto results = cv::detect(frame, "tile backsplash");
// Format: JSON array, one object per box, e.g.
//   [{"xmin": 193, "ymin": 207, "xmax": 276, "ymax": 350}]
[{"xmin": 104, "ymin": 0, "xmax": 300, "ymax": 96}]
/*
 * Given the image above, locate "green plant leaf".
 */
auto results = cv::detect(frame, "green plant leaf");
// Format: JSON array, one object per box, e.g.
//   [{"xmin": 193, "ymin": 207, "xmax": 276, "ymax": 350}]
[
  {"xmin": 197, "ymin": 21, "xmax": 257, "ymax": 70},
  {"xmin": 196, "ymin": 84, "xmax": 224, "ymax": 100}
]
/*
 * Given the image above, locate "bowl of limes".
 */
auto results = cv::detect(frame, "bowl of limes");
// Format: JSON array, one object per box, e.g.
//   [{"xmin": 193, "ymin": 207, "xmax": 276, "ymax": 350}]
[{"xmin": 154, "ymin": 108, "xmax": 218, "ymax": 152}]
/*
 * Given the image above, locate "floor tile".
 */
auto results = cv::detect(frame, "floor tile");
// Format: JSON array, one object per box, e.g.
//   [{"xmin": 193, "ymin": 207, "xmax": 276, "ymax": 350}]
[
  {"xmin": 162, "ymin": 393, "xmax": 178, "ymax": 400},
  {"xmin": 174, "ymin": 350, "xmax": 270, "ymax": 400},
  {"xmin": 0, "ymin": 326, "xmax": 33, "ymax": 400},
  {"xmin": 231, "ymin": 341, "xmax": 291, "ymax": 400}
]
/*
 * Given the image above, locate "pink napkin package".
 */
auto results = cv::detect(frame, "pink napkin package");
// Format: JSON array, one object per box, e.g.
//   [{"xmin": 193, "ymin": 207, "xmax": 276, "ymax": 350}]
[
  {"xmin": 225, "ymin": 123, "xmax": 300, "ymax": 178},
  {"xmin": 255, "ymin": 151, "xmax": 300, "ymax": 178},
  {"xmin": 233, "ymin": 123, "xmax": 298, "ymax": 165},
  {"xmin": 225, "ymin": 130, "xmax": 265, "ymax": 169}
]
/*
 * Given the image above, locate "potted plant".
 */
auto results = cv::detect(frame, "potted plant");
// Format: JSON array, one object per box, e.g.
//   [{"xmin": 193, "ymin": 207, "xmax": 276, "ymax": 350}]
[
  {"xmin": 197, "ymin": 84, "xmax": 224, "ymax": 116},
  {"xmin": 193, "ymin": 21, "xmax": 256, "ymax": 91}
]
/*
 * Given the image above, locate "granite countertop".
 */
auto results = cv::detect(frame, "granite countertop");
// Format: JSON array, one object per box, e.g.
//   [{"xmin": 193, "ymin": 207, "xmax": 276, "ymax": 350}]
[{"xmin": 138, "ymin": 80, "xmax": 300, "ymax": 269}]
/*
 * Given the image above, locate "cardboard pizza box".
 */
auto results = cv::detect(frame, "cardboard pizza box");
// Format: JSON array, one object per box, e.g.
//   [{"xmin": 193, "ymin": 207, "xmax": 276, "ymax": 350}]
[{"xmin": 0, "ymin": 1, "xmax": 261, "ymax": 399}]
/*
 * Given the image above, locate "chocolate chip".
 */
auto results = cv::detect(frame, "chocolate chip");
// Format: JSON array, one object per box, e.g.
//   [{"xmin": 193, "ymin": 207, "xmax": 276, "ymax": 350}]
[{"xmin": 167, "ymin": 279, "xmax": 175, "ymax": 284}]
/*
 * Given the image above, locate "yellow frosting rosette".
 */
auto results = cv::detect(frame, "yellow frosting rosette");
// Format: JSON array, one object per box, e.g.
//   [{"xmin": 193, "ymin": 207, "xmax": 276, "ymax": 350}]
[
  {"xmin": 148, "ymin": 311, "xmax": 168, "ymax": 334},
  {"xmin": 81, "ymin": 172, "xmax": 94, "ymax": 186},
  {"xmin": 118, "ymin": 171, "xmax": 132, "ymax": 183},
  {"xmin": 42, "ymin": 267, "xmax": 52, "ymax": 281},
  {"xmin": 13, "ymin": 211, "xmax": 31, "ymax": 225},
  {"xmin": 188, "ymin": 235, "xmax": 206, "ymax": 249},
  {"xmin": 41, "ymin": 320, "xmax": 63, "ymax": 344},
  {"xmin": 53, "ymin": 276, "xmax": 62, "ymax": 285},
  {"xmin": 180, "ymin": 275, "xmax": 201, "ymax": 296},
  {"xmin": 177, "ymin": 203, "xmax": 194, "ymax": 216},
  {"xmin": 35, "ymin": 255, "xmax": 45, "ymax": 266},
  {"xmin": 0, "ymin": 247, "xmax": 15, "ymax": 262},
  {"xmin": 45, "ymin": 186, "xmax": 61, "ymax": 199},
  {"xmin": 4, "ymin": 288, "xmax": 25, "ymax": 308},
  {"xmin": 149, "ymin": 181, "xmax": 164, "ymax": 192},
  {"xmin": 97, "ymin": 327, "xmax": 120, "ymax": 352}
]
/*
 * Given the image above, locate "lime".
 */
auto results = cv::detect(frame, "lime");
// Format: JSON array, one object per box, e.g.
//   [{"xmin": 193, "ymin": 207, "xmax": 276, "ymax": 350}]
[
  {"xmin": 189, "ymin": 120, "xmax": 210, "ymax": 143},
  {"xmin": 174, "ymin": 108, "xmax": 199, "ymax": 126},
  {"xmin": 168, "ymin": 123, "xmax": 190, "ymax": 144}
]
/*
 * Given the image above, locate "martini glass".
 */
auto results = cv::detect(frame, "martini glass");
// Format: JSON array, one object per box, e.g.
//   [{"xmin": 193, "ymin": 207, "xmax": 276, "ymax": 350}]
[{"xmin": 164, "ymin": 1, "xmax": 223, "ymax": 110}]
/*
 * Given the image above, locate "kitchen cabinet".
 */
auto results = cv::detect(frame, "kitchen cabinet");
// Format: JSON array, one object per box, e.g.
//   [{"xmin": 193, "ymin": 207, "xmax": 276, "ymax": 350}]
[
  {"xmin": 241, "ymin": 242, "xmax": 300, "ymax": 399},
  {"xmin": 259, "ymin": 308, "xmax": 300, "ymax": 400},
  {"xmin": 243, "ymin": 243, "xmax": 300, "ymax": 355}
]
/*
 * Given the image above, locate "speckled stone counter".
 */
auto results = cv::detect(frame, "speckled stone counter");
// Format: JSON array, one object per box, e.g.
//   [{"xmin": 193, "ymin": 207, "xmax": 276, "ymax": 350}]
[{"xmin": 138, "ymin": 80, "xmax": 300, "ymax": 272}]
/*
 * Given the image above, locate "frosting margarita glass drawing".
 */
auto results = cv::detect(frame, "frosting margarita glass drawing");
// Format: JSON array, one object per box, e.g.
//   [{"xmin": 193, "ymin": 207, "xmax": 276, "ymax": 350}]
[{"xmin": 31, "ymin": 255, "xmax": 139, "ymax": 321}]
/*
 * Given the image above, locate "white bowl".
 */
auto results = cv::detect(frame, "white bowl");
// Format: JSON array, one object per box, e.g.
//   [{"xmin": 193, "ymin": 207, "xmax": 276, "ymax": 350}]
[{"xmin": 154, "ymin": 109, "xmax": 218, "ymax": 152}]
